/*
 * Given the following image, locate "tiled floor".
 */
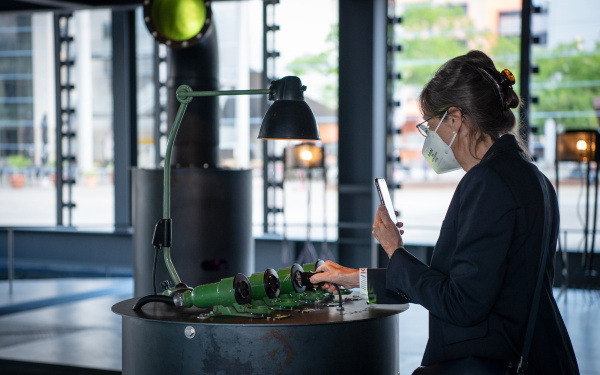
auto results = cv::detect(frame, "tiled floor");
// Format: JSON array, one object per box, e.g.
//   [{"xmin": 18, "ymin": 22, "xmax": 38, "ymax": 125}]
[
  {"xmin": 398, "ymin": 289, "xmax": 600, "ymax": 375},
  {"xmin": 0, "ymin": 278, "xmax": 598, "ymax": 374}
]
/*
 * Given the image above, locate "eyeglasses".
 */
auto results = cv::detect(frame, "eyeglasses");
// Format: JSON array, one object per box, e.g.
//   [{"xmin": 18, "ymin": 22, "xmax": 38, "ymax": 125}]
[
  {"xmin": 416, "ymin": 109, "xmax": 459, "ymax": 137},
  {"xmin": 416, "ymin": 117, "xmax": 433, "ymax": 137}
]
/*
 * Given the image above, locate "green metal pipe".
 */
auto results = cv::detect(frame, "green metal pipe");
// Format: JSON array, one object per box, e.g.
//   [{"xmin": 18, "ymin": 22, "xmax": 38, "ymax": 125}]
[
  {"xmin": 276, "ymin": 264, "xmax": 306, "ymax": 295},
  {"xmin": 248, "ymin": 268, "xmax": 280, "ymax": 300},
  {"xmin": 179, "ymin": 89, "xmax": 270, "ymax": 98},
  {"xmin": 182, "ymin": 273, "xmax": 252, "ymax": 308}
]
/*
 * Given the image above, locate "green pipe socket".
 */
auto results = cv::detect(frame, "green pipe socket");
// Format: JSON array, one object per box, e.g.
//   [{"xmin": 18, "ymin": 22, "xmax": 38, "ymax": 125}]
[
  {"xmin": 248, "ymin": 268, "xmax": 280, "ymax": 300},
  {"xmin": 301, "ymin": 259, "xmax": 325, "ymax": 273},
  {"xmin": 181, "ymin": 273, "xmax": 252, "ymax": 308},
  {"xmin": 276, "ymin": 264, "xmax": 306, "ymax": 295}
]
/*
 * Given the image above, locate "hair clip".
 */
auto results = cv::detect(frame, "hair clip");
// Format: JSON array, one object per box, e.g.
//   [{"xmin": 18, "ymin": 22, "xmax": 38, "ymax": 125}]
[{"xmin": 500, "ymin": 69, "xmax": 515, "ymax": 88}]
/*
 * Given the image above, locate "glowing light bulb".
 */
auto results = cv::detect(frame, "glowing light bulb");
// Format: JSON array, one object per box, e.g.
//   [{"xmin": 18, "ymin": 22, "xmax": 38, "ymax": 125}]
[
  {"xmin": 301, "ymin": 150, "xmax": 313, "ymax": 161},
  {"xmin": 576, "ymin": 140, "xmax": 588, "ymax": 151}
]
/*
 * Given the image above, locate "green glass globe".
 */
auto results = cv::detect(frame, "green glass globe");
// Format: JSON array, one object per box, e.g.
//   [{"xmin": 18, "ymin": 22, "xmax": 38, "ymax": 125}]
[{"xmin": 151, "ymin": 0, "xmax": 207, "ymax": 42}]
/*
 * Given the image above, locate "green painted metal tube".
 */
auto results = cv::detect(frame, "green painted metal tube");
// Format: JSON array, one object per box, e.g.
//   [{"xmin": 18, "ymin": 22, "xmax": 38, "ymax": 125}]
[
  {"xmin": 180, "ymin": 89, "xmax": 270, "ymax": 98},
  {"xmin": 160, "ymin": 99, "xmax": 189, "ymax": 287},
  {"xmin": 248, "ymin": 268, "xmax": 280, "ymax": 300},
  {"xmin": 276, "ymin": 264, "xmax": 306, "ymax": 295},
  {"xmin": 182, "ymin": 273, "xmax": 252, "ymax": 308}
]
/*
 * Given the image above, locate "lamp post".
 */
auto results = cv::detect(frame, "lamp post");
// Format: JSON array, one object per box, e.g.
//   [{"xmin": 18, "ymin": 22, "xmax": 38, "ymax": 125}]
[{"xmin": 151, "ymin": 76, "xmax": 320, "ymax": 294}]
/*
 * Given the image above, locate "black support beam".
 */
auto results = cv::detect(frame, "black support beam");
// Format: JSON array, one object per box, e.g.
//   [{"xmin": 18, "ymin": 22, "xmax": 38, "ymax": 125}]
[
  {"xmin": 112, "ymin": 10, "xmax": 137, "ymax": 228},
  {"xmin": 519, "ymin": 0, "xmax": 533, "ymax": 146},
  {"xmin": 338, "ymin": 0, "xmax": 388, "ymax": 268}
]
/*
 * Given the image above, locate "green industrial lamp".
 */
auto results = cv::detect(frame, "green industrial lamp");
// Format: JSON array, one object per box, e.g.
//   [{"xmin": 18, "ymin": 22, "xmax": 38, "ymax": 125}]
[{"xmin": 151, "ymin": 76, "xmax": 320, "ymax": 293}]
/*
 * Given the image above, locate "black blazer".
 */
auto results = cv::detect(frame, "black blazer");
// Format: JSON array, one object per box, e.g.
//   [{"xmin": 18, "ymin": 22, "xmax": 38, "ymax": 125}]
[{"xmin": 373, "ymin": 135, "xmax": 579, "ymax": 374}]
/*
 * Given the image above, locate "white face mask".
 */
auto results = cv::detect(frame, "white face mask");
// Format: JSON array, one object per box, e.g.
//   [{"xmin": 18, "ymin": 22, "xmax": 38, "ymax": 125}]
[{"xmin": 421, "ymin": 111, "xmax": 462, "ymax": 174}]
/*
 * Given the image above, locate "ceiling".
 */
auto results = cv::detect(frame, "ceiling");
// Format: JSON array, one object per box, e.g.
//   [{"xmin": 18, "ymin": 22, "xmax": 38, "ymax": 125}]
[
  {"xmin": 0, "ymin": 0, "xmax": 143, "ymax": 12},
  {"xmin": 0, "ymin": 0, "xmax": 243, "ymax": 12}
]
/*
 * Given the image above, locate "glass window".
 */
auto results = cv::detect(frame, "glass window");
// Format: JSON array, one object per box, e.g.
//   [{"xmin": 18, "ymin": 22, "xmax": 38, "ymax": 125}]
[
  {"xmin": 263, "ymin": 0, "xmax": 339, "ymax": 241},
  {"xmin": 393, "ymin": 0, "xmax": 523, "ymax": 244},
  {"xmin": 132, "ymin": 0, "xmax": 339, "ymax": 241},
  {"xmin": 529, "ymin": 0, "xmax": 600, "ymax": 249},
  {"xmin": 135, "ymin": 7, "xmax": 158, "ymax": 170},
  {"xmin": 72, "ymin": 10, "xmax": 115, "ymax": 227},
  {"xmin": 0, "ymin": 10, "xmax": 115, "ymax": 227},
  {"xmin": 0, "ymin": 12, "xmax": 54, "ymax": 226}
]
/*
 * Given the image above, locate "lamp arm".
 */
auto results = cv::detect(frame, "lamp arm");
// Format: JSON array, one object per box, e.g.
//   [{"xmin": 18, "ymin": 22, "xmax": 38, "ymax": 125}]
[
  {"xmin": 180, "ymin": 89, "xmax": 270, "ymax": 98},
  {"xmin": 161, "ymin": 100, "xmax": 188, "ymax": 287},
  {"xmin": 159, "ymin": 85, "xmax": 271, "ymax": 290}
]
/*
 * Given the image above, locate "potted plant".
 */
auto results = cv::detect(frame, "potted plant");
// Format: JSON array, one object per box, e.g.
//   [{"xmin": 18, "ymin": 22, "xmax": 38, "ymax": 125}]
[
  {"xmin": 7, "ymin": 154, "xmax": 31, "ymax": 188},
  {"xmin": 83, "ymin": 168, "xmax": 99, "ymax": 187}
]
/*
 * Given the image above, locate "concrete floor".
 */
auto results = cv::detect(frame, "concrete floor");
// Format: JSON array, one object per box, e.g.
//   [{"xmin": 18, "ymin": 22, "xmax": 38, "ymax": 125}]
[{"xmin": 0, "ymin": 278, "xmax": 598, "ymax": 374}]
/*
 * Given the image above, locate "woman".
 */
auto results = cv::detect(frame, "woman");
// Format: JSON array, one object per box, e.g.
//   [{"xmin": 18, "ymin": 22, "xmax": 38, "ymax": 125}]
[{"xmin": 311, "ymin": 50, "xmax": 579, "ymax": 374}]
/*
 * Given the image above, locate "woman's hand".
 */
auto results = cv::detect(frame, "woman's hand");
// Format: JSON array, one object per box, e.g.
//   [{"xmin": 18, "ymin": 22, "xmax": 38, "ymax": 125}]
[
  {"xmin": 309, "ymin": 261, "xmax": 359, "ymax": 294},
  {"xmin": 372, "ymin": 204, "xmax": 404, "ymax": 258}
]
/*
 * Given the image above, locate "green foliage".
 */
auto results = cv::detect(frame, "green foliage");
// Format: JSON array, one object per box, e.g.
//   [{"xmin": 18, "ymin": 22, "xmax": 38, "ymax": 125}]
[
  {"xmin": 531, "ymin": 41, "xmax": 600, "ymax": 130},
  {"xmin": 6, "ymin": 154, "xmax": 31, "ymax": 170},
  {"xmin": 402, "ymin": 4, "xmax": 472, "ymax": 32},
  {"xmin": 285, "ymin": 2, "xmax": 600, "ymax": 130},
  {"xmin": 286, "ymin": 24, "xmax": 338, "ymax": 109},
  {"xmin": 399, "ymin": 4, "xmax": 475, "ymax": 86}
]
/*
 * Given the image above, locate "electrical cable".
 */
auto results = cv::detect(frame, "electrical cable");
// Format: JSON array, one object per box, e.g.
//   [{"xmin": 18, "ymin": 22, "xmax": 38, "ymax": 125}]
[
  {"xmin": 153, "ymin": 245, "xmax": 160, "ymax": 295},
  {"xmin": 333, "ymin": 283, "xmax": 343, "ymax": 310},
  {"xmin": 133, "ymin": 294, "xmax": 174, "ymax": 311},
  {"xmin": 301, "ymin": 271, "xmax": 343, "ymax": 310}
]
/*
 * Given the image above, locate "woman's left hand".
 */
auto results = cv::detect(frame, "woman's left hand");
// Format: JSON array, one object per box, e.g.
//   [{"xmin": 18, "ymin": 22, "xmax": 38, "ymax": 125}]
[{"xmin": 372, "ymin": 204, "xmax": 404, "ymax": 258}]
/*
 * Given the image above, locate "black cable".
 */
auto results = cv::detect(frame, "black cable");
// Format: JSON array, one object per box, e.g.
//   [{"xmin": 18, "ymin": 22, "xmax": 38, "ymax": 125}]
[
  {"xmin": 333, "ymin": 283, "xmax": 343, "ymax": 310},
  {"xmin": 301, "ymin": 271, "xmax": 343, "ymax": 310},
  {"xmin": 152, "ymin": 245, "xmax": 160, "ymax": 295},
  {"xmin": 133, "ymin": 294, "xmax": 174, "ymax": 311}
]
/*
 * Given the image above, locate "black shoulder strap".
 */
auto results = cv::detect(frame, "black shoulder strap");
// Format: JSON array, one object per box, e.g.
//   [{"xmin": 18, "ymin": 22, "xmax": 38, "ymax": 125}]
[{"xmin": 517, "ymin": 168, "xmax": 554, "ymax": 373}]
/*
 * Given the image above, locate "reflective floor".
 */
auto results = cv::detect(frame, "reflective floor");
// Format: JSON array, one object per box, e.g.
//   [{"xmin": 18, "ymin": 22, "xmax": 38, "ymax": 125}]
[{"xmin": 0, "ymin": 278, "xmax": 598, "ymax": 374}]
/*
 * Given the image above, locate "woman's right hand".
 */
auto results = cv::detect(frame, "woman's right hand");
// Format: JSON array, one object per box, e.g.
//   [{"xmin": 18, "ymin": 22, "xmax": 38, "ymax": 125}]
[
  {"xmin": 309, "ymin": 260, "xmax": 359, "ymax": 294},
  {"xmin": 372, "ymin": 205, "xmax": 404, "ymax": 258}
]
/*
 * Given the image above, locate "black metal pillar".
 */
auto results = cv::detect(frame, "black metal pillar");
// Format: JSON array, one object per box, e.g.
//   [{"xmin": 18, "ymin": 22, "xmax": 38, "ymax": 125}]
[
  {"xmin": 519, "ymin": 0, "xmax": 532, "ymax": 146},
  {"xmin": 112, "ymin": 10, "xmax": 137, "ymax": 228},
  {"xmin": 338, "ymin": 0, "xmax": 388, "ymax": 268},
  {"xmin": 54, "ymin": 13, "xmax": 77, "ymax": 226},
  {"xmin": 262, "ymin": 0, "xmax": 283, "ymax": 235}
]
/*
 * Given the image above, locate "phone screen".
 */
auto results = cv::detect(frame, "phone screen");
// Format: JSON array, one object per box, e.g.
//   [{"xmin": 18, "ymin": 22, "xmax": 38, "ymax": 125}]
[{"xmin": 374, "ymin": 178, "xmax": 397, "ymax": 224}]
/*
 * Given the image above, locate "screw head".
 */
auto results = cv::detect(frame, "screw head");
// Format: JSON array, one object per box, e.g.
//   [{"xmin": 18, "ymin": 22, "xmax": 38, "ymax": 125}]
[{"xmin": 184, "ymin": 326, "xmax": 195, "ymax": 339}]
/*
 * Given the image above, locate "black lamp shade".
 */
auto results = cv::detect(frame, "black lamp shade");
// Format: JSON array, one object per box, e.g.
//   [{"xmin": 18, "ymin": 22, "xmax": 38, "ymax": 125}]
[
  {"xmin": 258, "ymin": 76, "xmax": 320, "ymax": 141},
  {"xmin": 259, "ymin": 100, "xmax": 320, "ymax": 140}
]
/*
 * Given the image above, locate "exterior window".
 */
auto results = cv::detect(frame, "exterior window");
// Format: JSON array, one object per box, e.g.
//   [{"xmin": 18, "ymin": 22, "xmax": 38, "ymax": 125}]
[{"xmin": 0, "ymin": 10, "xmax": 115, "ymax": 227}]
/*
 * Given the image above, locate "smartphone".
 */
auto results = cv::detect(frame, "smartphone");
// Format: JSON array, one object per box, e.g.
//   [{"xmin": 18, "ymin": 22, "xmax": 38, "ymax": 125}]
[{"xmin": 374, "ymin": 178, "xmax": 397, "ymax": 224}]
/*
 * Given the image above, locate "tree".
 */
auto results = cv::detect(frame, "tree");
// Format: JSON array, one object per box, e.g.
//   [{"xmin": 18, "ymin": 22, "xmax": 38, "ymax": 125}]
[
  {"xmin": 286, "ymin": 24, "xmax": 338, "ymax": 109},
  {"xmin": 285, "ymin": 3, "xmax": 600, "ymax": 133},
  {"xmin": 530, "ymin": 41, "xmax": 600, "ymax": 131}
]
